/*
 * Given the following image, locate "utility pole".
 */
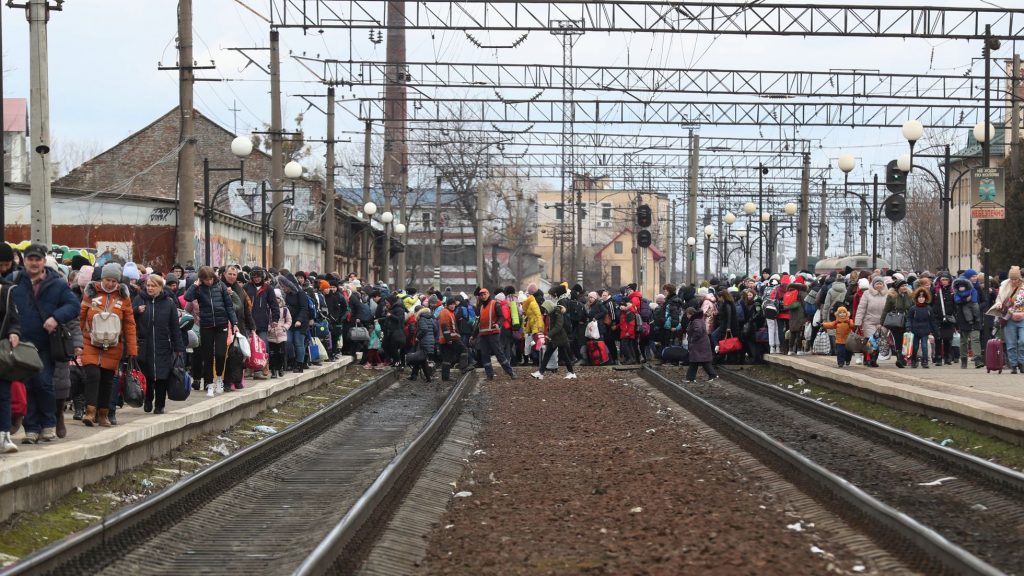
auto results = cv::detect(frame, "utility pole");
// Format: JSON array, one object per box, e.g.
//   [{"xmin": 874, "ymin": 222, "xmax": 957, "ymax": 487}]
[
  {"xmin": 19, "ymin": 0, "xmax": 60, "ymax": 246},
  {"xmin": 476, "ymin": 184, "xmax": 485, "ymax": 287},
  {"xmin": 172, "ymin": 0, "xmax": 195, "ymax": 265},
  {"xmin": 550, "ymin": 19, "xmax": 583, "ymax": 281},
  {"xmin": 796, "ymin": 153, "xmax": 810, "ymax": 271},
  {"xmin": 702, "ymin": 209, "xmax": 712, "ymax": 282},
  {"xmin": 1012, "ymin": 53, "xmax": 1021, "ymax": 178},
  {"xmin": 384, "ymin": 0, "xmax": 408, "ymax": 286},
  {"xmin": 818, "ymin": 179, "xmax": 828, "ymax": 260},
  {"xmin": 434, "ymin": 175, "xmax": 442, "ymax": 289},
  {"xmin": 1, "ymin": 7, "xmax": 6, "ymax": 243},
  {"xmin": 668, "ymin": 200, "xmax": 676, "ymax": 285},
  {"xmin": 686, "ymin": 131, "xmax": 698, "ymax": 285},
  {"xmin": 859, "ymin": 200, "xmax": 868, "ymax": 255},
  {"xmin": 270, "ymin": 29, "xmax": 285, "ymax": 269},
  {"xmin": 362, "ymin": 120, "xmax": 372, "ymax": 280},
  {"xmin": 324, "ymin": 86, "xmax": 336, "ymax": 272}
]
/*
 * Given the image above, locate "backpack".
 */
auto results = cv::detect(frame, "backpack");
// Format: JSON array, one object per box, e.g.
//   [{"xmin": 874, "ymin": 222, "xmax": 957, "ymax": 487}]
[
  {"xmin": 456, "ymin": 305, "xmax": 475, "ymax": 334},
  {"xmin": 639, "ymin": 298, "xmax": 653, "ymax": 322},
  {"xmin": 91, "ymin": 297, "xmax": 123, "ymax": 349},
  {"xmin": 306, "ymin": 293, "xmax": 322, "ymax": 322},
  {"xmin": 763, "ymin": 299, "xmax": 779, "ymax": 320}
]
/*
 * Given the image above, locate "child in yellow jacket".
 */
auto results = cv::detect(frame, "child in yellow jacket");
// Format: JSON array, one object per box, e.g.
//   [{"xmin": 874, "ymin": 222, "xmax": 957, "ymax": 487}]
[{"xmin": 821, "ymin": 306, "xmax": 855, "ymax": 368}]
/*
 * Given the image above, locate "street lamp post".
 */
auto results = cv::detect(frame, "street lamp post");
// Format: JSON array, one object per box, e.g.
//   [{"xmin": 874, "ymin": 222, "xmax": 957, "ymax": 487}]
[
  {"xmin": 837, "ymin": 155, "xmax": 883, "ymax": 270},
  {"xmin": 259, "ymin": 160, "xmax": 304, "ymax": 269},
  {"xmin": 703, "ymin": 224, "xmax": 714, "ymax": 280},
  {"xmin": 741, "ymin": 201, "xmax": 758, "ymax": 271},
  {"xmin": 203, "ymin": 136, "xmax": 253, "ymax": 267},
  {"xmin": 686, "ymin": 236, "xmax": 696, "ymax": 285}
]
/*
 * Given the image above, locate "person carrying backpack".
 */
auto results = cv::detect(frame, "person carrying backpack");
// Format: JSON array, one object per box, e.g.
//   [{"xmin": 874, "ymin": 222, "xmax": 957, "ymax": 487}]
[
  {"xmin": 184, "ymin": 266, "xmax": 239, "ymax": 393},
  {"xmin": 80, "ymin": 263, "xmax": 138, "ymax": 427}
]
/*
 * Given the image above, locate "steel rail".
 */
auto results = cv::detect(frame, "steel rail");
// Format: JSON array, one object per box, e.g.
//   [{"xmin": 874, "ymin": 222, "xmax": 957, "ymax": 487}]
[
  {"xmin": 293, "ymin": 371, "xmax": 477, "ymax": 575},
  {"xmin": 719, "ymin": 366, "xmax": 1024, "ymax": 496},
  {"xmin": 0, "ymin": 370, "xmax": 400, "ymax": 576},
  {"xmin": 639, "ymin": 366, "xmax": 1004, "ymax": 576}
]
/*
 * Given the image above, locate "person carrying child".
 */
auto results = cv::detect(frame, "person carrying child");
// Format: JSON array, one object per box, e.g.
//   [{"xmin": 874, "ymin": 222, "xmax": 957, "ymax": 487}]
[{"xmin": 821, "ymin": 306, "xmax": 855, "ymax": 368}]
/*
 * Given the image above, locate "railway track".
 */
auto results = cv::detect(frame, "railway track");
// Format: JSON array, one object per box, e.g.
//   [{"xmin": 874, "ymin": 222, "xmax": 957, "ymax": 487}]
[
  {"xmin": 2, "ymin": 370, "xmax": 476, "ymax": 576},
  {"xmin": 642, "ymin": 365, "xmax": 1024, "ymax": 576}
]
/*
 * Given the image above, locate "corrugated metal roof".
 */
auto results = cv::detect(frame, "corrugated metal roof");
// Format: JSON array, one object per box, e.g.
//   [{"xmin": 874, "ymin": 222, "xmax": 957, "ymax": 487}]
[{"xmin": 3, "ymin": 98, "xmax": 27, "ymax": 133}]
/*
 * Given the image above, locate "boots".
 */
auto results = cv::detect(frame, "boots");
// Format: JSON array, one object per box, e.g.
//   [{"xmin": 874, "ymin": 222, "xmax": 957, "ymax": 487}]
[
  {"xmin": 55, "ymin": 399, "xmax": 67, "ymax": 438},
  {"xmin": 961, "ymin": 357, "xmax": 968, "ymax": 369},
  {"xmin": 82, "ymin": 405, "xmax": 97, "ymax": 427},
  {"xmin": 0, "ymin": 431, "xmax": 17, "ymax": 453},
  {"xmin": 97, "ymin": 408, "xmax": 112, "ymax": 428},
  {"xmin": 72, "ymin": 394, "xmax": 86, "ymax": 420},
  {"xmin": 440, "ymin": 363, "xmax": 451, "ymax": 382}
]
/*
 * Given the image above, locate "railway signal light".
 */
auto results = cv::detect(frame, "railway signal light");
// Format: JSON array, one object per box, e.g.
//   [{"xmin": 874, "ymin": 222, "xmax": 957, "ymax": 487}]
[
  {"xmin": 885, "ymin": 159, "xmax": 908, "ymax": 194},
  {"xmin": 636, "ymin": 204, "xmax": 652, "ymax": 228},
  {"xmin": 637, "ymin": 229, "xmax": 652, "ymax": 248},
  {"xmin": 883, "ymin": 193, "xmax": 907, "ymax": 223}
]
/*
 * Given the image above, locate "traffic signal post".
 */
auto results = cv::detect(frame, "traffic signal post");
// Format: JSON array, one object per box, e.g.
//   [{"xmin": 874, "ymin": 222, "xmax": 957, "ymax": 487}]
[{"xmin": 840, "ymin": 172, "xmax": 907, "ymax": 270}]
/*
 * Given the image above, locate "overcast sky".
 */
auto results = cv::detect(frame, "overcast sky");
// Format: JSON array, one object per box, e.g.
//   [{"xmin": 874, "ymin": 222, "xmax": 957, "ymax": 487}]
[{"xmin": 2, "ymin": 1, "xmax": 1016, "ymax": 207}]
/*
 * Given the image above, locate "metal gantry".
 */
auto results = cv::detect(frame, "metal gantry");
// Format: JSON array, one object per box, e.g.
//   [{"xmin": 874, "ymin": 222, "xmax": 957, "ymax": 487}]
[{"xmin": 270, "ymin": 1, "xmax": 1024, "ymax": 40}]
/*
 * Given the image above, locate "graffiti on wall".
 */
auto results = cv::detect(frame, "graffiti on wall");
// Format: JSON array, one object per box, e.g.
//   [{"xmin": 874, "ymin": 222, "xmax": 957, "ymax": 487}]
[
  {"xmin": 96, "ymin": 242, "xmax": 133, "ymax": 266},
  {"xmin": 194, "ymin": 235, "xmax": 262, "ymax": 268}
]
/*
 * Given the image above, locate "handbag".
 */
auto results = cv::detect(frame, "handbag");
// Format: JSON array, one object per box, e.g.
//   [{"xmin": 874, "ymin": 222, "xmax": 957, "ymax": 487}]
[
  {"xmin": 10, "ymin": 381, "xmax": 27, "ymax": 418},
  {"xmin": 315, "ymin": 337, "xmax": 328, "ymax": 361},
  {"xmin": 845, "ymin": 332, "xmax": 866, "ymax": 354},
  {"xmin": 167, "ymin": 353, "xmax": 192, "ymax": 402},
  {"xmin": 49, "ymin": 324, "xmax": 76, "ymax": 363},
  {"xmin": 882, "ymin": 311, "xmax": 906, "ymax": 330},
  {"xmin": 119, "ymin": 358, "xmax": 147, "ymax": 408},
  {"xmin": 718, "ymin": 330, "xmax": 743, "ymax": 354},
  {"xmin": 406, "ymin": 349, "xmax": 428, "ymax": 366},
  {"xmin": 349, "ymin": 324, "xmax": 370, "ymax": 342},
  {"xmin": 0, "ymin": 287, "xmax": 44, "ymax": 381},
  {"xmin": 585, "ymin": 320, "xmax": 601, "ymax": 340},
  {"xmin": 234, "ymin": 333, "xmax": 251, "ymax": 359}
]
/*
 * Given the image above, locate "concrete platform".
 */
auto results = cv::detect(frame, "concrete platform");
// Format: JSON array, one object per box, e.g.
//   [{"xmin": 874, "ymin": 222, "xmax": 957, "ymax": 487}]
[
  {"xmin": 764, "ymin": 353, "xmax": 1024, "ymax": 444},
  {"xmin": 0, "ymin": 358, "xmax": 352, "ymax": 522}
]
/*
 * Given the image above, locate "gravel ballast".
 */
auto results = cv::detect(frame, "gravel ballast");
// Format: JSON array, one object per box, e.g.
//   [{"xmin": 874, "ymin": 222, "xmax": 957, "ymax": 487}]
[{"xmin": 419, "ymin": 368, "xmax": 880, "ymax": 575}]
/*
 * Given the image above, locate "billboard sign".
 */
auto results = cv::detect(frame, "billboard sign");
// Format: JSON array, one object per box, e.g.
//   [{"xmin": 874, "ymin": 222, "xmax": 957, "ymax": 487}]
[{"xmin": 971, "ymin": 166, "xmax": 1005, "ymax": 220}]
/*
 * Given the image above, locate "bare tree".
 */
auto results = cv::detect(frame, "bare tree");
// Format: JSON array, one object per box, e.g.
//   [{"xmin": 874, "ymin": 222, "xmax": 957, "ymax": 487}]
[
  {"xmin": 896, "ymin": 182, "xmax": 944, "ymax": 271},
  {"xmin": 51, "ymin": 137, "xmax": 104, "ymax": 177}
]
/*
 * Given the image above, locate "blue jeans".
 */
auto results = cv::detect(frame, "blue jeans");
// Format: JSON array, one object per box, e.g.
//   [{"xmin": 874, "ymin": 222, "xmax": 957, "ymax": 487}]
[
  {"xmin": 835, "ymin": 343, "xmax": 847, "ymax": 367},
  {"xmin": 910, "ymin": 331, "xmax": 930, "ymax": 365},
  {"xmin": 1005, "ymin": 318, "xmax": 1024, "ymax": 368},
  {"xmin": 289, "ymin": 329, "xmax": 307, "ymax": 366},
  {"xmin": 23, "ymin": 347, "xmax": 56, "ymax": 433},
  {"xmin": 0, "ymin": 380, "xmax": 11, "ymax": 432}
]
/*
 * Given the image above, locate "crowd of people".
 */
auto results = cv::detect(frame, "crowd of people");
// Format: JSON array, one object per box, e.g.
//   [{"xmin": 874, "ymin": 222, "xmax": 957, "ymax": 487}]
[{"xmin": 3, "ymin": 238, "xmax": 1024, "ymax": 455}]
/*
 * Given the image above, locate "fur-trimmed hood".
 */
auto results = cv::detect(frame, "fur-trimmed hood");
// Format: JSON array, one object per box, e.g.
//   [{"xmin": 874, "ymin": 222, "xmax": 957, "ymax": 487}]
[
  {"xmin": 912, "ymin": 287, "xmax": 932, "ymax": 304},
  {"xmin": 85, "ymin": 281, "xmax": 131, "ymax": 300}
]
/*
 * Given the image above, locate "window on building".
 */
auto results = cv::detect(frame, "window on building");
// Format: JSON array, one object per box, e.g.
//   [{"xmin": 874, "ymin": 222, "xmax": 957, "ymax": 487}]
[
  {"xmin": 423, "ymin": 211, "xmax": 431, "ymax": 226},
  {"xmin": 614, "ymin": 241, "xmax": 623, "ymax": 254},
  {"xmin": 611, "ymin": 265, "xmax": 621, "ymax": 287},
  {"xmin": 601, "ymin": 203, "xmax": 612, "ymax": 220}
]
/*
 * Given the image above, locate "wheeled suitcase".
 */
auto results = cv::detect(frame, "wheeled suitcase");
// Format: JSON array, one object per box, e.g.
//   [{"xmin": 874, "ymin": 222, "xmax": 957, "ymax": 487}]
[
  {"xmin": 586, "ymin": 340, "xmax": 610, "ymax": 366},
  {"xmin": 986, "ymin": 337, "xmax": 1005, "ymax": 374},
  {"xmin": 660, "ymin": 345, "xmax": 689, "ymax": 365}
]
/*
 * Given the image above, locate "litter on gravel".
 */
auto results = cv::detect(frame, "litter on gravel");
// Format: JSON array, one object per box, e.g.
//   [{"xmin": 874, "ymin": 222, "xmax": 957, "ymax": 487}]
[
  {"xmin": 254, "ymin": 425, "xmax": 279, "ymax": 434},
  {"xmin": 917, "ymin": 477, "xmax": 956, "ymax": 487},
  {"xmin": 454, "ymin": 491, "xmax": 473, "ymax": 498}
]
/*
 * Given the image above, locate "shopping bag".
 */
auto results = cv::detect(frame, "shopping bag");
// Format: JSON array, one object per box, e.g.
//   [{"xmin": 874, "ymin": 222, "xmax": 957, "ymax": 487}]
[
  {"xmin": 119, "ymin": 359, "xmax": 147, "ymax": 408},
  {"xmin": 901, "ymin": 333, "xmax": 914, "ymax": 360},
  {"xmin": 349, "ymin": 325, "xmax": 370, "ymax": 342},
  {"xmin": 544, "ymin": 345, "xmax": 559, "ymax": 370},
  {"xmin": 845, "ymin": 332, "xmax": 866, "ymax": 354},
  {"xmin": 10, "ymin": 381, "xmax": 27, "ymax": 418},
  {"xmin": 234, "ymin": 332, "xmax": 251, "ymax": 358},
  {"xmin": 245, "ymin": 334, "xmax": 269, "ymax": 371},
  {"xmin": 718, "ymin": 330, "xmax": 743, "ymax": 354},
  {"xmin": 315, "ymin": 337, "xmax": 328, "ymax": 361},
  {"xmin": 812, "ymin": 330, "xmax": 831, "ymax": 355},
  {"xmin": 585, "ymin": 320, "xmax": 601, "ymax": 340}
]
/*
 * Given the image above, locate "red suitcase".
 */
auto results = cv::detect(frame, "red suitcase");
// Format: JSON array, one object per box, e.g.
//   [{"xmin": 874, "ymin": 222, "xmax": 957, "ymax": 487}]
[
  {"xmin": 986, "ymin": 338, "xmax": 1005, "ymax": 374},
  {"xmin": 586, "ymin": 340, "xmax": 610, "ymax": 366}
]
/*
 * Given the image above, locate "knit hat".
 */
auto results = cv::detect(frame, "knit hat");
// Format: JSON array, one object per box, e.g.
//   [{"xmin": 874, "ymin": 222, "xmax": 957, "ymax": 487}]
[
  {"xmin": 892, "ymin": 272, "xmax": 905, "ymax": 282},
  {"xmin": 893, "ymin": 279, "xmax": 907, "ymax": 291},
  {"xmin": 494, "ymin": 292, "xmax": 506, "ymax": 302},
  {"xmin": 274, "ymin": 288, "xmax": 283, "ymax": 300},
  {"xmin": 835, "ymin": 306, "xmax": 849, "ymax": 318},
  {"xmin": 165, "ymin": 273, "xmax": 179, "ymax": 285},
  {"xmin": 872, "ymin": 276, "xmax": 885, "ymax": 287},
  {"xmin": 428, "ymin": 295, "xmax": 440, "ymax": 307},
  {"xmin": 319, "ymin": 280, "xmax": 330, "ymax": 291},
  {"xmin": 858, "ymin": 278, "xmax": 870, "ymax": 291},
  {"xmin": 70, "ymin": 254, "xmax": 90, "ymax": 271},
  {"xmin": 122, "ymin": 262, "xmax": 141, "ymax": 281},
  {"xmin": 78, "ymin": 265, "xmax": 94, "ymax": 289},
  {"xmin": 101, "ymin": 262, "xmax": 123, "ymax": 280},
  {"xmin": 1010, "ymin": 266, "xmax": 1022, "ymax": 281}
]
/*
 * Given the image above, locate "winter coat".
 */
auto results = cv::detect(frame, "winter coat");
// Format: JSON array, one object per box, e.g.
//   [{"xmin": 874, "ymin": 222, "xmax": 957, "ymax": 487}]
[
  {"xmin": 225, "ymin": 284, "xmax": 253, "ymax": 335},
  {"xmin": 368, "ymin": 322, "xmax": 383, "ymax": 350},
  {"xmin": 325, "ymin": 290, "xmax": 347, "ymax": 325},
  {"xmin": 932, "ymin": 282, "xmax": 957, "ymax": 338},
  {"xmin": 244, "ymin": 282, "xmax": 280, "ymax": 333},
  {"xmin": 685, "ymin": 311, "xmax": 713, "ymax": 363},
  {"xmin": 349, "ymin": 291, "xmax": 371, "ymax": 323},
  {"xmin": 784, "ymin": 283, "xmax": 808, "ymax": 326},
  {"xmin": 133, "ymin": 289, "xmax": 185, "ymax": 381},
  {"xmin": 618, "ymin": 305, "xmax": 638, "ymax": 340},
  {"xmin": 184, "ymin": 281, "xmax": 238, "ymax": 329},
  {"xmin": 0, "ymin": 283, "xmax": 22, "ymax": 340},
  {"xmin": 881, "ymin": 290, "xmax": 913, "ymax": 328},
  {"xmin": 268, "ymin": 298, "xmax": 292, "ymax": 344},
  {"xmin": 523, "ymin": 294, "xmax": 544, "ymax": 334},
  {"xmin": 385, "ymin": 301, "xmax": 407, "ymax": 345},
  {"xmin": 80, "ymin": 282, "xmax": 139, "ymax": 371},
  {"xmin": 820, "ymin": 281, "xmax": 848, "ymax": 324},
  {"xmin": 7, "ymin": 268, "xmax": 79, "ymax": 353},
  {"xmin": 51, "ymin": 319, "xmax": 83, "ymax": 400},
  {"xmin": 953, "ymin": 276, "xmax": 981, "ymax": 331},
  {"xmin": 701, "ymin": 294, "xmax": 717, "ymax": 332},
  {"xmin": 415, "ymin": 309, "xmax": 440, "ymax": 354},
  {"xmin": 547, "ymin": 305, "xmax": 570, "ymax": 347},
  {"xmin": 716, "ymin": 296, "xmax": 736, "ymax": 334},
  {"xmin": 282, "ymin": 283, "xmax": 310, "ymax": 329},
  {"xmin": 854, "ymin": 287, "xmax": 887, "ymax": 334},
  {"xmin": 908, "ymin": 303, "xmax": 937, "ymax": 336}
]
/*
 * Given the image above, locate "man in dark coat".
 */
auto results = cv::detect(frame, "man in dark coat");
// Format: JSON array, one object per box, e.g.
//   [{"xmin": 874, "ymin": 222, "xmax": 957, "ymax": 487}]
[
  {"xmin": 244, "ymin": 267, "xmax": 280, "ymax": 347},
  {"xmin": 684, "ymin": 307, "xmax": 718, "ymax": 383}
]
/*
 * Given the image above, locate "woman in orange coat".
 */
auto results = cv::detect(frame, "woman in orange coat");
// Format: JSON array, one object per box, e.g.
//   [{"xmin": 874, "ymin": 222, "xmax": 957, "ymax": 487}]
[{"xmin": 79, "ymin": 263, "xmax": 138, "ymax": 427}]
